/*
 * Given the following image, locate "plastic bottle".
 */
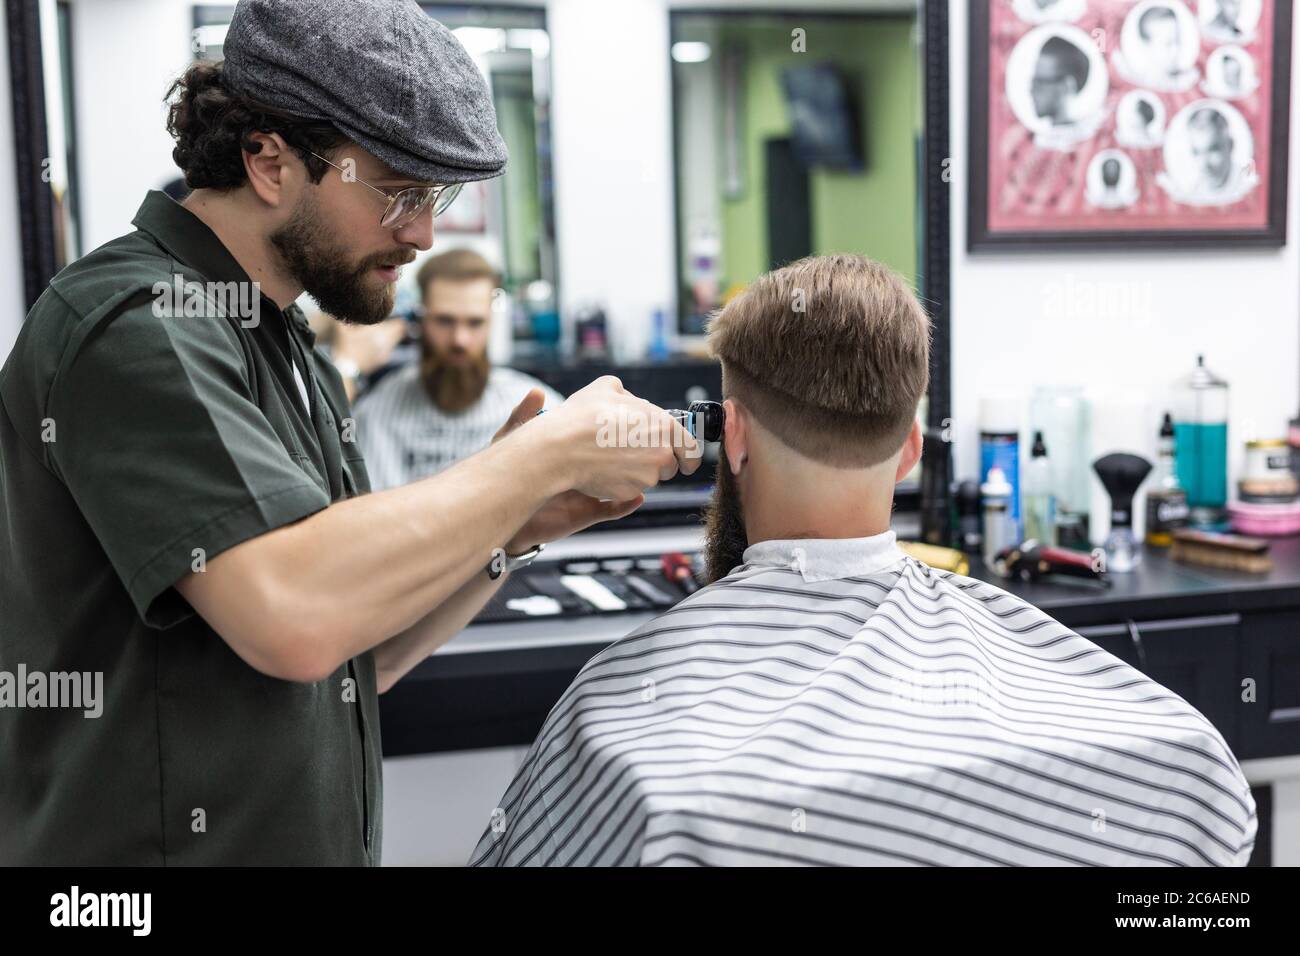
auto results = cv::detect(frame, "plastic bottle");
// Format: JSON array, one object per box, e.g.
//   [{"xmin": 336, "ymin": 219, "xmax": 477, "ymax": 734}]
[
  {"xmin": 1023, "ymin": 430, "xmax": 1057, "ymax": 546},
  {"xmin": 1146, "ymin": 412, "xmax": 1190, "ymax": 546},
  {"xmin": 980, "ymin": 397, "xmax": 1021, "ymax": 539},
  {"xmin": 981, "ymin": 465, "xmax": 1015, "ymax": 571}
]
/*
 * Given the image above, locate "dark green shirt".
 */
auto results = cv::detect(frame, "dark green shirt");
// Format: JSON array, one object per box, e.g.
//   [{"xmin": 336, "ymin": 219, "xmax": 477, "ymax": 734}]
[{"xmin": 0, "ymin": 191, "xmax": 382, "ymax": 865}]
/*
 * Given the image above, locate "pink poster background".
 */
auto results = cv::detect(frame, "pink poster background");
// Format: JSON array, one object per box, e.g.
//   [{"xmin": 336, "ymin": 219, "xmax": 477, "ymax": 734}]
[{"xmin": 986, "ymin": 0, "xmax": 1278, "ymax": 232}]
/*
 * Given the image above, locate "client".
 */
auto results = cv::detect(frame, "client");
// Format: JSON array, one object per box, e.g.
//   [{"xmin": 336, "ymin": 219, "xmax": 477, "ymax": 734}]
[{"xmin": 470, "ymin": 254, "xmax": 1255, "ymax": 867}]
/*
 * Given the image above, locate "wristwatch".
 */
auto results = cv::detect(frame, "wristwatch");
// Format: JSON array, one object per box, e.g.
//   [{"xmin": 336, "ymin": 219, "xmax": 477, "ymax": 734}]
[{"xmin": 486, "ymin": 542, "xmax": 545, "ymax": 580}]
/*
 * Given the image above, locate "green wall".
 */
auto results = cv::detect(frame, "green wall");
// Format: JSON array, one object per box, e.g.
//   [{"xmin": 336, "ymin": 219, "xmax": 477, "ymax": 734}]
[
  {"xmin": 493, "ymin": 72, "xmax": 542, "ymax": 289},
  {"xmin": 718, "ymin": 17, "xmax": 919, "ymax": 289}
]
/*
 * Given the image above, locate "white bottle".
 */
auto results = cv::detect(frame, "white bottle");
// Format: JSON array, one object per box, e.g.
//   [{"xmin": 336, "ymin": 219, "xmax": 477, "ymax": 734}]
[{"xmin": 981, "ymin": 465, "xmax": 1015, "ymax": 571}]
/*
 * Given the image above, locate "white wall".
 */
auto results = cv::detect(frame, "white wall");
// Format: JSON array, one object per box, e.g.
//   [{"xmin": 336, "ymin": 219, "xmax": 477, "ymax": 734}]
[
  {"xmin": 70, "ymin": 0, "xmax": 192, "ymax": 252},
  {"xmin": 546, "ymin": 0, "xmax": 677, "ymax": 360},
  {"xmin": 1, "ymin": 0, "xmax": 189, "ymax": 350}
]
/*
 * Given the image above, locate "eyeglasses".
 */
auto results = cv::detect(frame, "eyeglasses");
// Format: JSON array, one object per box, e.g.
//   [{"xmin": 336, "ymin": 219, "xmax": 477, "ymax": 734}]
[{"xmin": 307, "ymin": 151, "xmax": 462, "ymax": 229}]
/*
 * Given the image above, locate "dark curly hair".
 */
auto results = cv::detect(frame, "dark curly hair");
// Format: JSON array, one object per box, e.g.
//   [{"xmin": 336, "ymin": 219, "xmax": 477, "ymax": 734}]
[{"xmin": 165, "ymin": 60, "xmax": 350, "ymax": 191}]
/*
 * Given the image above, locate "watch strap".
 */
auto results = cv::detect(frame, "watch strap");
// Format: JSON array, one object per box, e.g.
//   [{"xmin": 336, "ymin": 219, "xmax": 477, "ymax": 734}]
[{"xmin": 487, "ymin": 542, "xmax": 545, "ymax": 580}]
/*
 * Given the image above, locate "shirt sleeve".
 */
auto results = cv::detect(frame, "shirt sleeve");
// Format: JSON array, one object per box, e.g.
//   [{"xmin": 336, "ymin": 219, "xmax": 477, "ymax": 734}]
[{"xmin": 47, "ymin": 303, "xmax": 332, "ymax": 629}]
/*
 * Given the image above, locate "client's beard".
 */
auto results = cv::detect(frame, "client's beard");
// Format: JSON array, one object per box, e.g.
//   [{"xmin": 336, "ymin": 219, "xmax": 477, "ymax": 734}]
[
  {"xmin": 269, "ymin": 190, "xmax": 412, "ymax": 326},
  {"xmin": 420, "ymin": 338, "xmax": 491, "ymax": 413},
  {"xmin": 702, "ymin": 444, "xmax": 749, "ymax": 585}
]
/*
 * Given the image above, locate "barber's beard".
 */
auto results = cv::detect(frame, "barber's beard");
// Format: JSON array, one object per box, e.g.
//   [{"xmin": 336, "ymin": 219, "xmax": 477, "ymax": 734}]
[
  {"xmin": 702, "ymin": 444, "xmax": 749, "ymax": 585},
  {"xmin": 420, "ymin": 339, "xmax": 491, "ymax": 413},
  {"xmin": 269, "ymin": 191, "xmax": 412, "ymax": 326}
]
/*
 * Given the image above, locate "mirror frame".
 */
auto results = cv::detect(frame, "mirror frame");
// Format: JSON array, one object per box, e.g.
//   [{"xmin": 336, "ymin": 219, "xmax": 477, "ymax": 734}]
[{"xmin": 7, "ymin": 0, "xmax": 58, "ymax": 311}]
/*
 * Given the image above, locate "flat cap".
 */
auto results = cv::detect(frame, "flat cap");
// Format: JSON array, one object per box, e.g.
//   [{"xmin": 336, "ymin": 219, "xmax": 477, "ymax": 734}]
[{"xmin": 222, "ymin": 0, "xmax": 508, "ymax": 184}]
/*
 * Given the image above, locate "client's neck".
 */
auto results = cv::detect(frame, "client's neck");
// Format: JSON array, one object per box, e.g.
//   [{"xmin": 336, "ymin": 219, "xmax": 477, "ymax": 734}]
[{"xmin": 741, "ymin": 445, "xmax": 897, "ymax": 544}]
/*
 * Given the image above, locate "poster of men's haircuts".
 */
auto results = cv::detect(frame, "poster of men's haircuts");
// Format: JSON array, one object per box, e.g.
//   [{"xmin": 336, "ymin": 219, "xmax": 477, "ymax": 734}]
[{"xmin": 969, "ymin": 0, "xmax": 1292, "ymax": 249}]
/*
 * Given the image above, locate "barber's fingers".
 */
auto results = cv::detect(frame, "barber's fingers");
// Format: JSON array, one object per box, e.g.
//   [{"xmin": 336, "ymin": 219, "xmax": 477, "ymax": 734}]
[
  {"xmin": 664, "ymin": 410, "xmax": 703, "ymax": 477},
  {"xmin": 492, "ymin": 388, "xmax": 546, "ymax": 444},
  {"xmin": 646, "ymin": 404, "xmax": 700, "ymax": 480},
  {"xmin": 583, "ymin": 493, "xmax": 645, "ymax": 528},
  {"xmin": 570, "ymin": 374, "xmax": 624, "ymax": 400}
]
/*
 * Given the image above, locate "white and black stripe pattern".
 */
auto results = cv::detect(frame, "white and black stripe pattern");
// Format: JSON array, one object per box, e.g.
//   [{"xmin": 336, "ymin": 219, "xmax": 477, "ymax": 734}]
[
  {"xmin": 353, "ymin": 364, "xmax": 565, "ymax": 490},
  {"xmin": 469, "ymin": 533, "xmax": 1255, "ymax": 867}
]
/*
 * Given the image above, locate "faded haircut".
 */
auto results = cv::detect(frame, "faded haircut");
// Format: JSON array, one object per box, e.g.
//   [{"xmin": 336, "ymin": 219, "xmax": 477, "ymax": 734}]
[{"xmin": 706, "ymin": 254, "xmax": 931, "ymax": 469}]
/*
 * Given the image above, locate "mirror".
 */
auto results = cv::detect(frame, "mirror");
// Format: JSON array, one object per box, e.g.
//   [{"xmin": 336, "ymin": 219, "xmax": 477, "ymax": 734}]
[
  {"xmin": 669, "ymin": 5, "xmax": 926, "ymax": 494},
  {"xmin": 23, "ymin": 0, "xmax": 558, "ymax": 335},
  {"xmin": 671, "ymin": 8, "xmax": 923, "ymax": 336}
]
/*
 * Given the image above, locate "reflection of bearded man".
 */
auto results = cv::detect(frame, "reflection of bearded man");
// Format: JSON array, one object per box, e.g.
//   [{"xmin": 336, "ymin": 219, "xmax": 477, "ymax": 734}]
[
  {"xmin": 420, "ymin": 330, "xmax": 491, "ymax": 413},
  {"xmin": 416, "ymin": 250, "xmax": 496, "ymax": 413},
  {"xmin": 1188, "ymin": 108, "xmax": 1234, "ymax": 191}
]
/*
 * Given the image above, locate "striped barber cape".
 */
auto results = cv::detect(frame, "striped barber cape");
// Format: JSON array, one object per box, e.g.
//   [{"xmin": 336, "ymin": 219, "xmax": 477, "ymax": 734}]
[{"xmin": 469, "ymin": 531, "xmax": 1256, "ymax": 867}]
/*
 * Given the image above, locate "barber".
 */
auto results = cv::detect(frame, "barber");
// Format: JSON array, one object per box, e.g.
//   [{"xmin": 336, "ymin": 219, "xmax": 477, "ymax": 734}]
[{"xmin": 0, "ymin": 0, "xmax": 697, "ymax": 865}]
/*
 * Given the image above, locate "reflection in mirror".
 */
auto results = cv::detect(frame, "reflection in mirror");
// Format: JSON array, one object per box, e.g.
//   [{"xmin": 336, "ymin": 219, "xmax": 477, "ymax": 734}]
[
  {"xmin": 671, "ymin": 7, "xmax": 922, "ymax": 336},
  {"xmin": 32, "ymin": 0, "xmax": 557, "ymax": 351},
  {"xmin": 670, "ymin": 4, "xmax": 926, "ymax": 497},
  {"xmin": 413, "ymin": 4, "xmax": 557, "ymax": 350}
]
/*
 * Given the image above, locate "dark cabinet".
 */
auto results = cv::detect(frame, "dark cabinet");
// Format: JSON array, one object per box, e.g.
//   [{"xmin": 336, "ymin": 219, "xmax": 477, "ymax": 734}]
[
  {"xmin": 380, "ymin": 644, "xmax": 596, "ymax": 756},
  {"xmin": 1235, "ymin": 609, "xmax": 1300, "ymax": 759}
]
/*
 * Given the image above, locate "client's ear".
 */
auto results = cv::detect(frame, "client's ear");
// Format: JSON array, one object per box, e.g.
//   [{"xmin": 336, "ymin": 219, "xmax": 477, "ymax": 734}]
[
  {"xmin": 894, "ymin": 417, "xmax": 923, "ymax": 482},
  {"xmin": 722, "ymin": 398, "xmax": 748, "ymax": 475}
]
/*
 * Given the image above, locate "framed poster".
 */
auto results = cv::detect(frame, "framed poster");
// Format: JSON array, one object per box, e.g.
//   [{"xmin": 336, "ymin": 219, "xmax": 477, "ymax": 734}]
[{"xmin": 969, "ymin": 0, "xmax": 1292, "ymax": 250}]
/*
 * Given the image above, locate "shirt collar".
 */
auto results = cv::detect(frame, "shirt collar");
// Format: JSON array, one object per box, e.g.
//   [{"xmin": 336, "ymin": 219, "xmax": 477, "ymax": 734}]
[
  {"xmin": 740, "ymin": 530, "xmax": 907, "ymax": 583},
  {"xmin": 131, "ymin": 190, "xmax": 315, "ymax": 344}
]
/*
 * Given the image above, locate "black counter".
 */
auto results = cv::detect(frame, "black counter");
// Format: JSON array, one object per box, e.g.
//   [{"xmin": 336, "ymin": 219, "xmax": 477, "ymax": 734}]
[{"xmin": 963, "ymin": 535, "xmax": 1300, "ymax": 627}]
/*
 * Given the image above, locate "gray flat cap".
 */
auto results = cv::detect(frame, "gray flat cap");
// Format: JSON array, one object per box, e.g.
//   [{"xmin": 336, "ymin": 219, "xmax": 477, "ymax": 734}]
[{"xmin": 222, "ymin": 0, "xmax": 508, "ymax": 183}]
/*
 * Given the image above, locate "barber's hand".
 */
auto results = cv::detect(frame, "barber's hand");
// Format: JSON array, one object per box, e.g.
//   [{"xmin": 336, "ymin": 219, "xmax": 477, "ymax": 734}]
[
  {"xmin": 493, "ymin": 388, "xmax": 644, "ymax": 551},
  {"xmin": 534, "ymin": 376, "xmax": 701, "ymax": 501},
  {"xmin": 333, "ymin": 317, "xmax": 407, "ymax": 375},
  {"xmin": 490, "ymin": 387, "xmax": 547, "ymax": 445}
]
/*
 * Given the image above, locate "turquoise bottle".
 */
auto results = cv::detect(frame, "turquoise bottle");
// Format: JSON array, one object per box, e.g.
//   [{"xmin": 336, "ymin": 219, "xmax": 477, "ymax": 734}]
[{"xmin": 1172, "ymin": 355, "xmax": 1229, "ymax": 527}]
